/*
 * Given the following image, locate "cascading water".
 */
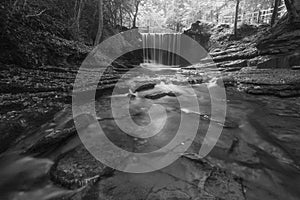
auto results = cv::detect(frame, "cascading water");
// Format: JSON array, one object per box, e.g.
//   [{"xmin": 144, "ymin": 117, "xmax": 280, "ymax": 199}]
[{"xmin": 142, "ymin": 33, "xmax": 182, "ymax": 66}]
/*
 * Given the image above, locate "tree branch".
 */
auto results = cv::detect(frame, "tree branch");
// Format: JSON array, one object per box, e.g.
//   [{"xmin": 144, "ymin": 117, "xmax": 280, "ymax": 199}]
[{"xmin": 26, "ymin": 9, "xmax": 46, "ymax": 18}]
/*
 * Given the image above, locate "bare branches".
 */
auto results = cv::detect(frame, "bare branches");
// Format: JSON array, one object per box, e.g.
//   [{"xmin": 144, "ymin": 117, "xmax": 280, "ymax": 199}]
[{"xmin": 25, "ymin": 9, "xmax": 46, "ymax": 18}]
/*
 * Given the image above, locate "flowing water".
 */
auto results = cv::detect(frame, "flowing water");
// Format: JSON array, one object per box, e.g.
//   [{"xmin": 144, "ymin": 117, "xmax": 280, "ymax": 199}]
[
  {"xmin": 1, "ymin": 35, "xmax": 300, "ymax": 199},
  {"xmin": 142, "ymin": 33, "xmax": 182, "ymax": 66}
]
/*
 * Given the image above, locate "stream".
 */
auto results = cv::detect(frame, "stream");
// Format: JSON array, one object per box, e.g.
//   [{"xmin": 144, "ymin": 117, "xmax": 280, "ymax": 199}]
[
  {"xmin": 0, "ymin": 33, "xmax": 300, "ymax": 200},
  {"xmin": 1, "ymin": 63, "xmax": 299, "ymax": 200}
]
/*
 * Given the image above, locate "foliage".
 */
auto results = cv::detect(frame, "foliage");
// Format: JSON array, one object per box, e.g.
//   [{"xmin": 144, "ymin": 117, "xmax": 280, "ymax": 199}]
[
  {"xmin": 136, "ymin": 0, "xmax": 284, "ymax": 31},
  {"xmin": 0, "ymin": 0, "xmax": 298, "ymax": 67},
  {"xmin": 0, "ymin": 0, "xmax": 143, "ymax": 67}
]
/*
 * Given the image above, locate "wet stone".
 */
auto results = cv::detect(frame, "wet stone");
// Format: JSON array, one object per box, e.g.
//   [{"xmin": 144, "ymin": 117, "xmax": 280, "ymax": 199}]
[
  {"xmin": 93, "ymin": 157, "xmax": 245, "ymax": 200},
  {"xmin": 143, "ymin": 91, "xmax": 178, "ymax": 100},
  {"xmin": 132, "ymin": 83, "xmax": 157, "ymax": 93},
  {"xmin": 50, "ymin": 146, "xmax": 114, "ymax": 189}
]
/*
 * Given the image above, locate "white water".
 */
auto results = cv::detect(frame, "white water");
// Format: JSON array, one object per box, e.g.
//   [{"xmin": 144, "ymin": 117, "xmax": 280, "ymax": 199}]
[{"xmin": 142, "ymin": 33, "xmax": 182, "ymax": 66}]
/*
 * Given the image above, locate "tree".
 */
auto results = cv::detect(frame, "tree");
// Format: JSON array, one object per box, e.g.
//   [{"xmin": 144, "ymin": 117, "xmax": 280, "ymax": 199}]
[
  {"xmin": 271, "ymin": 0, "xmax": 280, "ymax": 26},
  {"xmin": 234, "ymin": 0, "xmax": 240, "ymax": 37},
  {"xmin": 75, "ymin": 0, "xmax": 84, "ymax": 38},
  {"xmin": 284, "ymin": 0, "xmax": 300, "ymax": 23},
  {"xmin": 132, "ymin": 0, "xmax": 141, "ymax": 28},
  {"xmin": 94, "ymin": 0, "xmax": 103, "ymax": 45},
  {"xmin": 215, "ymin": 1, "xmax": 231, "ymax": 23}
]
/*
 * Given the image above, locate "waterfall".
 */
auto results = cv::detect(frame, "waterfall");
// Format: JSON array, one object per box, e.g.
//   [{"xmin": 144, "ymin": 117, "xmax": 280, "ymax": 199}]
[{"xmin": 142, "ymin": 33, "xmax": 182, "ymax": 66}]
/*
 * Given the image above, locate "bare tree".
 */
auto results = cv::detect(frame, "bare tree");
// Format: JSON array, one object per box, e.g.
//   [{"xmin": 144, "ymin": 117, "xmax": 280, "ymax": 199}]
[{"xmin": 94, "ymin": 0, "xmax": 103, "ymax": 45}]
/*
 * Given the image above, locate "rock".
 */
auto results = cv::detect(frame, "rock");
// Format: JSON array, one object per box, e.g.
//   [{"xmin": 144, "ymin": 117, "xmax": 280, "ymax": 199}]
[
  {"xmin": 50, "ymin": 146, "xmax": 114, "ymax": 189},
  {"xmin": 212, "ymin": 48, "xmax": 222, "ymax": 53},
  {"xmin": 0, "ymin": 120, "xmax": 25, "ymax": 153},
  {"xmin": 232, "ymin": 68, "xmax": 300, "ymax": 97},
  {"xmin": 184, "ymin": 21, "xmax": 212, "ymax": 50},
  {"xmin": 292, "ymin": 66, "xmax": 300, "ymax": 70},
  {"xmin": 257, "ymin": 53, "xmax": 300, "ymax": 69},
  {"xmin": 289, "ymin": 52, "xmax": 300, "ymax": 67},
  {"xmin": 212, "ymin": 48, "xmax": 258, "ymax": 63},
  {"xmin": 204, "ymin": 168, "xmax": 245, "ymax": 200},
  {"xmin": 132, "ymin": 83, "xmax": 156, "ymax": 93},
  {"xmin": 223, "ymin": 117, "xmax": 240, "ymax": 129},
  {"xmin": 257, "ymin": 27, "xmax": 300, "ymax": 56},
  {"xmin": 221, "ymin": 60, "xmax": 248, "ymax": 69},
  {"xmin": 243, "ymin": 85, "xmax": 300, "ymax": 97},
  {"xmin": 143, "ymin": 91, "xmax": 178, "ymax": 99},
  {"xmin": 0, "ymin": 156, "xmax": 54, "ymax": 199},
  {"xmin": 26, "ymin": 127, "xmax": 76, "ymax": 155},
  {"xmin": 0, "ymin": 106, "xmax": 63, "ymax": 154},
  {"xmin": 257, "ymin": 55, "xmax": 290, "ymax": 69},
  {"xmin": 94, "ymin": 157, "xmax": 245, "ymax": 200},
  {"xmin": 248, "ymin": 99, "xmax": 300, "ymax": 166},
  {"xmin": 210, "ymin": 47, "xmax": 246, "ymax": 58},
  {"xmin": 248, "ymin": 56, "xmax": 270, "ymax": 67}
]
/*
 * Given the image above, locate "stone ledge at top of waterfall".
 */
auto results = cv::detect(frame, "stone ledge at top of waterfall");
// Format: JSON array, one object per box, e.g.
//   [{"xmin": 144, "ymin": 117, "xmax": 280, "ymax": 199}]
[{"xmin": 140, "ymin": 63, "xmax": 182, "ymax": 72}]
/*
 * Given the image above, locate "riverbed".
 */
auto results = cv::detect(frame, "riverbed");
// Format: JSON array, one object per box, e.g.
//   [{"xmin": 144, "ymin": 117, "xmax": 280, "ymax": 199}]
[{"xmin": 1, "ymin": 63, "xmax": 300, "ymax": 200}]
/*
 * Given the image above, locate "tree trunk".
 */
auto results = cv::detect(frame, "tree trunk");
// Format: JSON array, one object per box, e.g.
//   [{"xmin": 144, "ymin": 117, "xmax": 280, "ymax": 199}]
[
  {"xmin": 234, "ymin": 0, "xmax": 240, "ymax": 37},
  {"xmin": 76, "ymin": 0, "xmax": 84, "ymax": 35},
  {"xmin": 284, "ymin": 0, "xmax": 300, "ymax": 23},
  {"xmin": 94, "ymin": 0, "xmax": 103, "ymax": 46},
  {"xmin": 132, "ymin": 0, "xmax": 141, "ymax": 28},
  {"xmin": 132, "ymin": 12, "xmax": 138, "ymax": 28},
  {"xmin": 271, "ymin": 0, "xmax": 280, "ymax": 26},
  {"xmin": 120, "ymin": 7, "xmax": 123, "ymax": 27}
]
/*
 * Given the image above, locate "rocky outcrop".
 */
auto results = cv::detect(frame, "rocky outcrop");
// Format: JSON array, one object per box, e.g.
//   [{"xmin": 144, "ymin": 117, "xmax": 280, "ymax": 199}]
[
  {"xmin": 257, "ymin": 29, "xmax": 300, "ymax": 56},
  {"xmin": 184, "ymin": 21, "xmax": 212, "ymax": 50},
  {"xmin": 256, "ymin": 53, "xmax": 300, "ymax": 69},
  {"xmin": 224, "ymin": 68, "xmax": 300, "ymax": 97}
]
